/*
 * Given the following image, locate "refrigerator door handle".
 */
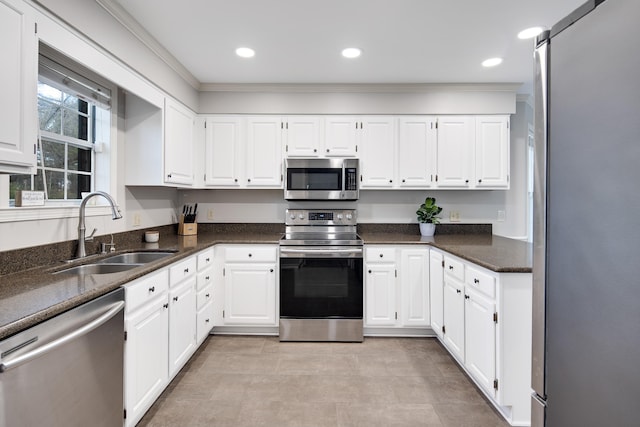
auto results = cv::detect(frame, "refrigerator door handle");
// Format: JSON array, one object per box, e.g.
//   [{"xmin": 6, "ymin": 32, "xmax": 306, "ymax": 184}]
[{"xmin": 531, "ymin": 32, "xmax": 550, "ymax": 400}]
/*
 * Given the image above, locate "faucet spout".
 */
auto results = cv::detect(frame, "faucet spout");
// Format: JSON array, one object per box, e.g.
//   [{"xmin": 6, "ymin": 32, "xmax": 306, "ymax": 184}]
[{"xmin": 76, "ymin": 191, "xmax": 123, "ymax": 258}]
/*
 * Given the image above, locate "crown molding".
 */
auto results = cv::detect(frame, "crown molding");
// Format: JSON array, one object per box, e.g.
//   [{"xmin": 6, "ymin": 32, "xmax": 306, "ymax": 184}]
[
  {"xmin": 94, "ymin": 0, "xmax": 200, "ymax": 90},
  {"xmin": 198, "ymin": 82, "xmax": 522, "ymax": 93}
]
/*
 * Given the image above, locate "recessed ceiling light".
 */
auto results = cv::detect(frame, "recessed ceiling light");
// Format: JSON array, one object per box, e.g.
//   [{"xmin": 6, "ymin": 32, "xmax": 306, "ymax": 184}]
[
  {"xmin": 342, "ymin": 48, "xmax": 362, "ymax": 59},
  {"xmin": 518, "ymin": 26, "xmax": 545, "ymax": 40},
  {"xmin": 482, "ymin": 57, "xmax": 503, "ymax": 67},
  {"xmin": 235, "ymin": 47, "xmax": 255, "ymax": 58}
]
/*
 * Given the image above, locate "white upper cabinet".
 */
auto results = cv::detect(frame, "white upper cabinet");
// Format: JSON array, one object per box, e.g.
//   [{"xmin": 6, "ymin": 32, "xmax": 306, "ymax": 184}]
[
  {"xmin": 323, "ymin": 116, "xmax": 358, "ymax": 157},
  {"xmin": 398, "ymin": 116, "xmax": 436, "ymax": 188},
  {"xmin": 204, "ymin": 116, "xmax": 242, "ymax": 186},
  {"xmin": 0, "ymin": 0, "xmax": 37, "ymax": 174},
  {"xmin": 284, "ymin": 116, "xmax": 322, "ymax": 157},
  {"xmin": 164, "ymin": 98, "xmax": 195, "ymax": 185},
  {"xmin": 246, "ymin": 116, "xmax": 283, "ymax": 187},
  {"xmin": 435, "ymin": 116, "xmax": 475, "ymax": 188},
  {"xmin": 359, "ymin": 116, "xmax": 396, "ymax": 188},
  {"xmin": 475, "ymin": 115, "xmax": 510, "ymax": 188}
]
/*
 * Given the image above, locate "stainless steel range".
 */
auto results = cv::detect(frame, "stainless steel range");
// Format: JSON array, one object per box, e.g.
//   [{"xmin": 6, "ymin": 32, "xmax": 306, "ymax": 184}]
[{"xmin": 279, "ymin": 208, "xmax": 363, "ymax": 342}]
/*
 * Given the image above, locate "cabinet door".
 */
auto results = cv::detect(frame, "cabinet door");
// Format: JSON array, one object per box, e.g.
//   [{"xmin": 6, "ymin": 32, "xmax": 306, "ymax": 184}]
[
  {"xmin": 475, "ymin": 116, "xmax": 510, "ymax": 188},
  {"xmin": 204, "ymin": 116, "xmax": 242, "ymax": 186},
  {"xmin": 0, "ymin": 0, "xmax": 37, "ymax": 174},
  {"xmin": 443, "ymin": 278, "xmax": 465, "ymax": 361},
  {"xmin": 246, "ymin": 116, "xmax": 283, "ymax": 187},
  {"xmin": 429, "ymin": 250, "xmax": 444, "ymax": 339},
  {"xmin": 436, "ymin": 116, "xmax": 474, "ymax": 188},
  {"xmin": 124, "ymin": 298, "xmax": 169, "ymax": 427},
  {"xmin": 365, "ymin": 263, "xmax": 397, "ymax": 326},
  {"xmin": 399, "ymin": 248, "xmax": 430, "ymax": 327},
  {"xmin": 398, "ymin": 117, "xmax": 436, "ymax": 188},
  {"xmin": 285, "ymin": 116, "xmax": 321, "ymax": 157},
  {"xmin": 360, "ymin": 117, "xmax": 396, "ymax": 188},
  {"xmin": 224, "ymin": 263, "xmax": 277, "ymax": 325},
  {"xmin": 324, "ymin": 116, "xmax": 358, "ymax": 157},
  {"xmin": 168, "ymin": 277, "xmax": 196, "ymax": 377},
  {"xmin": 164, "ymin": 98, "xmax": 195, "ymax": 185},
  {"xmin": 464, "ymin": 286, "xmax": 496, "ymax": 395}
]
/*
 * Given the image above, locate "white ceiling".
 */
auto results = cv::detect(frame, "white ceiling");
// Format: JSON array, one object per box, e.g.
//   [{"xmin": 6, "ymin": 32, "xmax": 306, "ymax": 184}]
[{"xmin": 108, "ymin": 0, "xmax": 585, "ymax": 93}]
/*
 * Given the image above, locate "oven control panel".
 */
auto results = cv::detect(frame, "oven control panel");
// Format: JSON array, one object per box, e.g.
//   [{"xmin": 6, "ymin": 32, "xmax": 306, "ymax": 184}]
[{"xmin": 285, "ymin": 209, "xmax": 357, "ymax": 226}]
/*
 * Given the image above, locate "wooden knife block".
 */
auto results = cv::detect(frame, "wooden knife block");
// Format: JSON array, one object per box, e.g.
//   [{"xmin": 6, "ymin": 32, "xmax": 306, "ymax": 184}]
[{"xmin": 178, "ymin": 214, "xmax": 197, "ymax": 236}]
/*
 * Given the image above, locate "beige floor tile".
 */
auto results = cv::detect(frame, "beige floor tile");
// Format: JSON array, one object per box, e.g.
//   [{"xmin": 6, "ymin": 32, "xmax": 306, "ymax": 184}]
[
  {"xmin": 336, "ymin": 402, "xmax": 444, "ymax": 427},
  {"xmin": 137, "ymin": 336, "xmax": 511, "ymax": 427}
]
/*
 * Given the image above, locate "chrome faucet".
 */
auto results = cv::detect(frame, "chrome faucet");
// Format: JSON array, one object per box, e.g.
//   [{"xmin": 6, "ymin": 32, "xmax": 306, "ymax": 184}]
[{"xmin": 76, "ymin": 191, "xmax": 123, "ymax": 258}]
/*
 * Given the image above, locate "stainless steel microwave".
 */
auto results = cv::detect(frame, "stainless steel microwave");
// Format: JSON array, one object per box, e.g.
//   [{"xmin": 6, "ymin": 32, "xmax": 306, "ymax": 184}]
[{"xmin": 284, "ymin": 158, "xmax": 359, "ymax": 200}]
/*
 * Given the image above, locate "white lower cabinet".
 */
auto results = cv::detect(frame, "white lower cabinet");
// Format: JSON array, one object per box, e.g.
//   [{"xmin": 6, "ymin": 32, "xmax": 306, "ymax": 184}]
[
  {"xmin": 168, "ymin": 277, "xmax": 196, "ymax": 377},
  {"xmin": 123, "ymin": 269, "xmax": 170, "ymax": 427},
  {"xmin": 124, "ymin": 250, "xmax": 212, "ymax": 427},
  {"xmin": 217, "ymin": 245, "xmax": 278, "ymax": 328},
  {"xmin": 429, "ymin": 250, "xmax": 444, "ymax": 339},
  {"xmin": 364, "ymin": 246, "xmax": 430, "ymax": 331},
  {"xmin": 434, "ymin": 251, "xmax": 532, "ymax": 426}
]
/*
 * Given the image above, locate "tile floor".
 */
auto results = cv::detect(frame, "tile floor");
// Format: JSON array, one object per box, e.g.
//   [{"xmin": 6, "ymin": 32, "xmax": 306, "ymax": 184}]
[{"xmin": 138, "ymin": 335, "xmax": 509, "ymax": 427}]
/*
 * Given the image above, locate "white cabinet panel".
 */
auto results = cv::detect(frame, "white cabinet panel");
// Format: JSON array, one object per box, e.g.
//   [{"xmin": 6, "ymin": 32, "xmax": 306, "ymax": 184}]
[
  {"xmin": 429, "ymin": 250, "xmax": 444, "ymax": 339},
  {"xmin": 324, "ymin": 116, "xmax": 358, "ymax": 157},
  {"xmin": 285, "ymin": 116, "xmax": 321, "ymax": 157},
  {"xmin": 168, "ymin": 277, "xmax": 196, "ymax": 377},
  {"xmin": 0, "ymin": 0, "xmax": 37, "ymax": 174},
  {"xmin": 443, "ymin": 277, "xmax": 465, "ymax": 361},
  {"xmin": 399, "ymin": 248, "xmax": 430, "ymax": 327},
  {"xmin": 475, "ymin": 116, "xmax": 510, "ymax": 188},
  {"xmin": 246, "ymin": 116, "xmax": 283, "ymax": 187},
  {"xmin": 204, "ymin": 116, "xmax": 242, "ymax": 186},
  {"xmin": 360, "ymin": 117, "xmax": 396, "ymax": 188},
  {"xmin": 465, "ymin": 286, "xmax": 496, "ymax": 395},
  {"xmin": 164, "ymin": 98, "xmax": 195, "ymax": 185},
  {"xmin": 364, "ymin": 263, "xmax": 397, "ymax": 326},
  {"xmin": 224, "ymin": 263, "xmax": 277, "ymax": 325},
  {"xmin": 435, "ymin": 116, "xmax": 474, "ymax": 188},
  {"xmin": 398, "ymin": 117, "xmax": 436, "ymax": 188}
]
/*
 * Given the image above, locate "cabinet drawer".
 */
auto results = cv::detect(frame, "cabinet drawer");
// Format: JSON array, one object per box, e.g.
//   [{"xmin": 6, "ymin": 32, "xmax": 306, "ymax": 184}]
[
  {"xmin": 197, "ymin": 285, "xmax": 213, "ymax": 310},
  {"xmin": 196, "ymin": 301, "xmax": 214, "ymax": 343},
  {"xmin": 124, "ymin": 269, "xmax": 169, "ymax": 313},
  {"xmin": 197, "ymin": 268, "xmax": 213, "ymax": 291},
  {"xmin": 169, "ymin": 256, "xmax": 197, "ymax": 286},
  {"xmin": 444, "ymin": 256, "xmax": 464, "ymax": 282},
  {"xmin": 197, "ymin": 248, "xmax": 214, "ymax": 271},
  {"xmin": 365, "ymin": 246, "xmax": 396, "ymax": 263},
  {"xmin": 466, "ymin": 265, "xmax": 496, "ymax": 298},
  {"xmin": 225, "ymin": 246, "xmax": 277, "ymax": 262}
]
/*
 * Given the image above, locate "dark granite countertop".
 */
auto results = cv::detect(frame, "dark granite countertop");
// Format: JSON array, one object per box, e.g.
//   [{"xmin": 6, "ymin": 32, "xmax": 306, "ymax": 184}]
[
  {"xmin": 0, "ymin": 222, "xmax": 531, "ymax": 341},
  {"xmin": 0, "ymin": 227, "xmax": 282, "ymax": 340},
  {"xmin": 359, "ymin": 231, "xmax": 532, "ymax": 273}
]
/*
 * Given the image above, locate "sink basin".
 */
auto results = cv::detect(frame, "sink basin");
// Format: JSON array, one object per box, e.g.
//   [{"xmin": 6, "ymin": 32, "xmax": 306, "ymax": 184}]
[
  {"xmin": 55, "ymin": 263, "xmax": 142, "ymax": 276},
  {"xmin": 98, "ymin": 251, "xmax": 176, "ymax": 264}
]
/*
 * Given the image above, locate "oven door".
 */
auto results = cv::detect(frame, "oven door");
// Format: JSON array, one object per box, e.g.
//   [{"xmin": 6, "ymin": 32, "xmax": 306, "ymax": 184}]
[{"xmin": 279, "ymin": 246, "xmax": 363, "ymax": 319}]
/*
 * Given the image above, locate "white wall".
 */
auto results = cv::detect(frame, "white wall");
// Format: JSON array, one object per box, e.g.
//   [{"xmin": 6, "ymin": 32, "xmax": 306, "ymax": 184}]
[
  {"xmin": 199, "ymin": 85, "xmax": 518, "ymax": 115},
  {"xmin": 31, "ymin": 0, "xmax": 198, "ymax": 110}
]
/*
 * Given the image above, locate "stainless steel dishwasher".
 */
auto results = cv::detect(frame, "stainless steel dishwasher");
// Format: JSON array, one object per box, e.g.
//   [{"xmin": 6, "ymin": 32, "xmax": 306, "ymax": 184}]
[{"xmin": 0, "ymin": 288, "xmax": 125, "ymax": 427}]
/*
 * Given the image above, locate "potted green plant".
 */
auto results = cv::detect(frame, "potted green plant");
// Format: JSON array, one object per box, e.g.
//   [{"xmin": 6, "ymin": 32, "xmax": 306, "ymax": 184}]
[{"xmin": 416, "ymin": 196, "xmax": 442, "ymax": 236}]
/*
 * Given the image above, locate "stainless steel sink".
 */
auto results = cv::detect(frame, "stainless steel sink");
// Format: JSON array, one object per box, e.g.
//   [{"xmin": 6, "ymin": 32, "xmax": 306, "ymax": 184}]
[
  {"xmin": 98, "ymin": 251, "xmax": 176, "ymax": 265},
  {"xmin": 54, "ymin": 263, "xmax": 142, "ymax": 276}
]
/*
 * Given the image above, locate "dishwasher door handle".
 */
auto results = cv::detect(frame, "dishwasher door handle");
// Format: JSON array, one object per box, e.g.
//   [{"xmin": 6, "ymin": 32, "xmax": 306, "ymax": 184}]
[{"xmin": 0, "ymin": 300, "xmax": 124, "ymax": 373}]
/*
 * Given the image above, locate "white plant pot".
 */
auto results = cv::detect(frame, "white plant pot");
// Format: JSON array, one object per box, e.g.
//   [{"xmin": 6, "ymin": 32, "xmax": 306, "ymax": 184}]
[{"xmin": 419, "ymin": 223, "xmax": 436, "ymax": 237}]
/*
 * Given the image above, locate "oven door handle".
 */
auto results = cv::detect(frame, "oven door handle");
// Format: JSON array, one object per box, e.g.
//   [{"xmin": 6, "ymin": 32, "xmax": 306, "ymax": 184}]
[{"xmin": 280, "ymin": 247, "xmax": 363, "ymax": 258}]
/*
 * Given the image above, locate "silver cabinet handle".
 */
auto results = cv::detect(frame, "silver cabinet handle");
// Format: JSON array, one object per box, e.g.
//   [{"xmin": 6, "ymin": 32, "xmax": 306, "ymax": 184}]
[{"xmin": 0, "ymin": 301, "xmax": 124, "ymax": 373}]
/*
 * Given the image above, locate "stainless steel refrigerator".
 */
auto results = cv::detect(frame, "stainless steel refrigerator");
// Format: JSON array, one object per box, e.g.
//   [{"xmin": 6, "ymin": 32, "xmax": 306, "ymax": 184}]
[{"xmin": 532, "ymin": 0, "xmax": 640, "ymax": 426}]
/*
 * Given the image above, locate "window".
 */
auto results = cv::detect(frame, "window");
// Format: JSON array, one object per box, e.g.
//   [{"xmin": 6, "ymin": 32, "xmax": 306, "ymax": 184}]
[{"xmin": 9, "ymin": 50, "xmax": 112, "ymax": 204}]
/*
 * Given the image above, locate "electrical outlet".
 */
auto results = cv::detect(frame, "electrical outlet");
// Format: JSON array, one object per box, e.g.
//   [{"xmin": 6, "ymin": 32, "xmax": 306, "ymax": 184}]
[
  {"xmin": 207, "ymin": 209, "xmax": 214, "ymax": 220},
  {"xmin": 132, "ymin": 212, "xmax": 141, "ymax": 227},
  {"xmin": 497, "ymin": 210, "xmax": 506, "ymax": 222},
  {"xmin": 450, "ymin": 211, "xmax": 460, "ymax": 222}
]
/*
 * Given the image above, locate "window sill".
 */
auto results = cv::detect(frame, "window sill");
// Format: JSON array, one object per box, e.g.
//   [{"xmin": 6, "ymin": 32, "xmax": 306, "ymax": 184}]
[{"xmin": 0, "ymin": 205, "xmax": 114, "ymax": 223}]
